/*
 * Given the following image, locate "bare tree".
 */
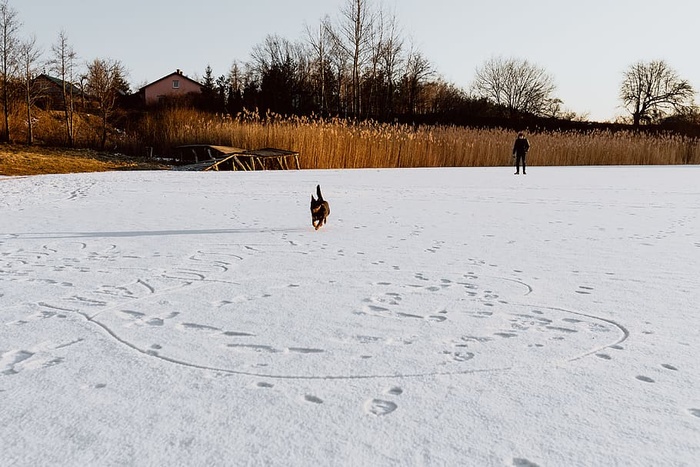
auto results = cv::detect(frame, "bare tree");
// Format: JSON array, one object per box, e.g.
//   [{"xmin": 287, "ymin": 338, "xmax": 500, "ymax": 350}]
[
  {"xmin": 305, "ymin": 17, "xmax": 335, "ymax": 115},
  {"xmin": 421, "ymin": 79, "xmax": 467, "ymax": 114},
  {"xmin": 85, "ymin": 58, "xmax": 127, "ymax": 149},
  {"xmin": 375, "ymin": 8, "xmax": 403, "ymax": 117},
  {"xmin": 331, "ymin": 0, "xmax": 375, "ymax": 116},
  {"xmin": 321, "ymin": 15, "xmax": 350, "ymax": 116},
  {"xmin": 620, "ymin": 59, "xmax": 695, "ymax": 127},
  {"xmin": 472, "ymin": 56, "xmax": 558, "ymax": 117},
  {"xmin": 49, "ymin": 30, "xmax": 78, "ymax": 146},
  {"xmin": 400, "ymin": 44, "xmax": 433, "ymax": 116},
  {"xmin": 251, "ymin": 34, "xmax": 300, "ymax": 76},
  {"xmin": 250, "ymin": 34, "xmax": 305, "ymax": 114},
  {"xmin": 18, "ymin": 34, "xmax": 42, "ymax": 144},
  {"xmin": 318, "ymin": 0, "xmax": 414, "ymax": 118},
  {"xmin": 0, "ymin": 0, "xmax": 20, "ymax": 142}
]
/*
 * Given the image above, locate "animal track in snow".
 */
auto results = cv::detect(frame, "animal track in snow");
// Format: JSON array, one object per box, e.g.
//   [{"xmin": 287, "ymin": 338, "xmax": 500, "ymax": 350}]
[
  {"xmin": 0, "ymin": 338, "xmax": 85, "ymax": 377},
  {"xmin": 304, "ymin": 395, "xmax": 324, "ymax": 404},
  {"xmin": 365, "ymin": 399, "xmax": 397, "ymax": 416},
  {"xmin": 0, "ymin": 350, "xmax": 34, "ymax": 375},
  {"xmin": 95, "ymin": 270, "xmax": 627, "ymax": 379},
  {"xmin": 513, "ymin": 458, "xmax": 541, "ymax": 467},
  {"xmin": 3, "ymin": 240, "xmax": 628, "ymax": 381}
]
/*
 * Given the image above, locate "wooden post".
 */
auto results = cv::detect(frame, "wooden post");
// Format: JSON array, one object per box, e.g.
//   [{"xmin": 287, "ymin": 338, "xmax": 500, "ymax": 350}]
[
  {"xmin": 232, "ymin": 156, "xmax": 248, "ymax": 171},
  {"xmin": 243, "ymin": 157, "xmax": 254, "ymax": 171}
]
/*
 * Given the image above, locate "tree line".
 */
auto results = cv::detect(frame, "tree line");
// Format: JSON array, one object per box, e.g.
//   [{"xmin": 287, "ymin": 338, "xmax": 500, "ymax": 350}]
[
  {"xmin": 0, "ymin": 0, "xmax": 698, "ymax": 151},
  {"xmin": 189, "ymin": 1, "xmax": 476, "ymax": 123}
]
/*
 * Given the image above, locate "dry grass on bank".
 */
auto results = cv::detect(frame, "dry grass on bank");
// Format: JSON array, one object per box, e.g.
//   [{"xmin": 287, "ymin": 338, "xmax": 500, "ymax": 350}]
[{"xmin": 0, "ymin": 145, "xmax": 166, "ymax": 176}]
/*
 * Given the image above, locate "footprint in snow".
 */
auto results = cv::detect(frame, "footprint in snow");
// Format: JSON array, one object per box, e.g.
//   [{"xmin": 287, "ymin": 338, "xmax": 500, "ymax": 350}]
[
  {"xmin": 513, "ymin": 458, "xmax": 541, "ymax": 467},
  {"xmin": 365, "ymin": 398, "xmax": 397, "ymax": 416}
]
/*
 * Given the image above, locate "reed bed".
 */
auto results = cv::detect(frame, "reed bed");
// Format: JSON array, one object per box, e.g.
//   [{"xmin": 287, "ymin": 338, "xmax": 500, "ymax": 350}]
[
  {"xmin": 129, "ymin": 109, "xmax": 700, "ymax": 168},
  {"xmin": 12, "ymin": 106, "xmax": 700, "ymax": 167}
]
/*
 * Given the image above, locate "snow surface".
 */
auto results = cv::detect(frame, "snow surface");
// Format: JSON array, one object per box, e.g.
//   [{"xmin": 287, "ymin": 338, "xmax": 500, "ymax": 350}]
[{"xmin": 1, "ymin": 166, "xmax": 699, "ymax": 466}]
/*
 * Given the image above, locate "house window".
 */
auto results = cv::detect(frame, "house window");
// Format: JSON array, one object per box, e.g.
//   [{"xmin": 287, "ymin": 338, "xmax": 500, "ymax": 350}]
[{"xmin": 172, "ymin": 79, "xmax": 180, "ymax": 89}]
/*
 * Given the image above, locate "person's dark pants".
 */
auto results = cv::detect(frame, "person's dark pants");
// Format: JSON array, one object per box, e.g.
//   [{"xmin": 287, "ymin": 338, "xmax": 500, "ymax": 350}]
[{"xmin": 515, "ymin": 154, "xmax": 527, "ymax": 173}]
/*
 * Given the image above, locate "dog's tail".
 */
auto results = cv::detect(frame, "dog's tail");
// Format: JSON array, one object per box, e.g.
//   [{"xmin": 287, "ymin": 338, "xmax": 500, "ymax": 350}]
[{"xmin": 316, "ymin": 184, "xmax": 324, "ymax": 202}]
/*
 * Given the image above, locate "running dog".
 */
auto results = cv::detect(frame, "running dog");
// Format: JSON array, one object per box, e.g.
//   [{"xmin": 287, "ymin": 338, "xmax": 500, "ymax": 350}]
[{"xmin": 310, "ymin": 185, "xmax": 330, "ymax": 230}]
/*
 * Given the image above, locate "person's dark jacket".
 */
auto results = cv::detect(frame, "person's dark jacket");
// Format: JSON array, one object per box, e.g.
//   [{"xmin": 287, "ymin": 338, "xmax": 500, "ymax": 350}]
[{"xmin": 513, "ymin": 137, "xmax": 530, "ymax": 157}]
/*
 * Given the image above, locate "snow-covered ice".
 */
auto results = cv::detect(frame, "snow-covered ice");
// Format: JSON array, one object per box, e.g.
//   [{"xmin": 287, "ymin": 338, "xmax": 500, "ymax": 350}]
[{"xmin": 1, "ymin": 166, "xmax": 699, "ymax": 466}]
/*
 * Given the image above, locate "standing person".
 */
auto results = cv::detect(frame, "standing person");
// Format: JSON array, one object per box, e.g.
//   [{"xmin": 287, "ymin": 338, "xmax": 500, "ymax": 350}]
[{"xmin": 512, "ymin": 132, "xmax": 530, "ymax": 175}]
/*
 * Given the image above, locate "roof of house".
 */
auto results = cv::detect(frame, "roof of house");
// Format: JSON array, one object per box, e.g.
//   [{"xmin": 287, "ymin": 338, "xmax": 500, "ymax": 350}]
[
  {"xmin": 34, "ymin": 74, "xmax": 83, "ymax": 95},
  {"xmin": 139, "ymin": 69, "xmax": 203, "ymax": 91}
]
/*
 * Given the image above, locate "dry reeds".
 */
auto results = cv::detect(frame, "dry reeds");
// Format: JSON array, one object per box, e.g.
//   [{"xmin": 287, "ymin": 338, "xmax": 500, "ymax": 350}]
[
  {"xmin": 11, "ymin": 106, "xmax": 700, "ymax": 168},
  {"xmin": 125, "ymin": 109, "xmax": 699, "ymax": 168}
]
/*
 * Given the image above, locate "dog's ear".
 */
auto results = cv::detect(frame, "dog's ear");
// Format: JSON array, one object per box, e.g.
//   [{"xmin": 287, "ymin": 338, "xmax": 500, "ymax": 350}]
[{"xmin": 311, "ymin": 194, "xmax": 316, "ymax": 204}]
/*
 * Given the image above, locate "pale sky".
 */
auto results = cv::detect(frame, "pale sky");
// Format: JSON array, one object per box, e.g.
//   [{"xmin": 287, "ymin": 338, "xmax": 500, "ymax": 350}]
[{"xmin": 12, "ymin": 0, "xmax": 700, "ymax": 122}]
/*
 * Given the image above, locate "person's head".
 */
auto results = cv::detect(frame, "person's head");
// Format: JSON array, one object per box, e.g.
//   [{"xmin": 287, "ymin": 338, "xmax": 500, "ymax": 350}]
[{"xmin": 517, "ymin": 132, "xmax": 525, "ymax": 138}]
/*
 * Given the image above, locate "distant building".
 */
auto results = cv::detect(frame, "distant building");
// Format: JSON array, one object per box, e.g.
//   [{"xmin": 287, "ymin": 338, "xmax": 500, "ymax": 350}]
[
  {"xmin": 32, "ymin": 74, "xmax": 85, "ymax": 110},
  {"xmin": 139, "ymin": 69, "xmax": 203, "ymax": 105}
]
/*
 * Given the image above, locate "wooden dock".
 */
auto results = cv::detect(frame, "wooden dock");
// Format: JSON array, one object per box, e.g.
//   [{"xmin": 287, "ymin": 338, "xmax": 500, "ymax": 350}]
[{"xmin": 171, "ymin": 145, "xmax": 300, "ymax": 171}]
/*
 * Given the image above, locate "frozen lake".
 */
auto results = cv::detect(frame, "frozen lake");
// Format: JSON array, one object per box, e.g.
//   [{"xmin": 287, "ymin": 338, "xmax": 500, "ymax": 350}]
[{"xmin": 1, "ymin": 166, "xmax": 699, "ymax": 466}]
